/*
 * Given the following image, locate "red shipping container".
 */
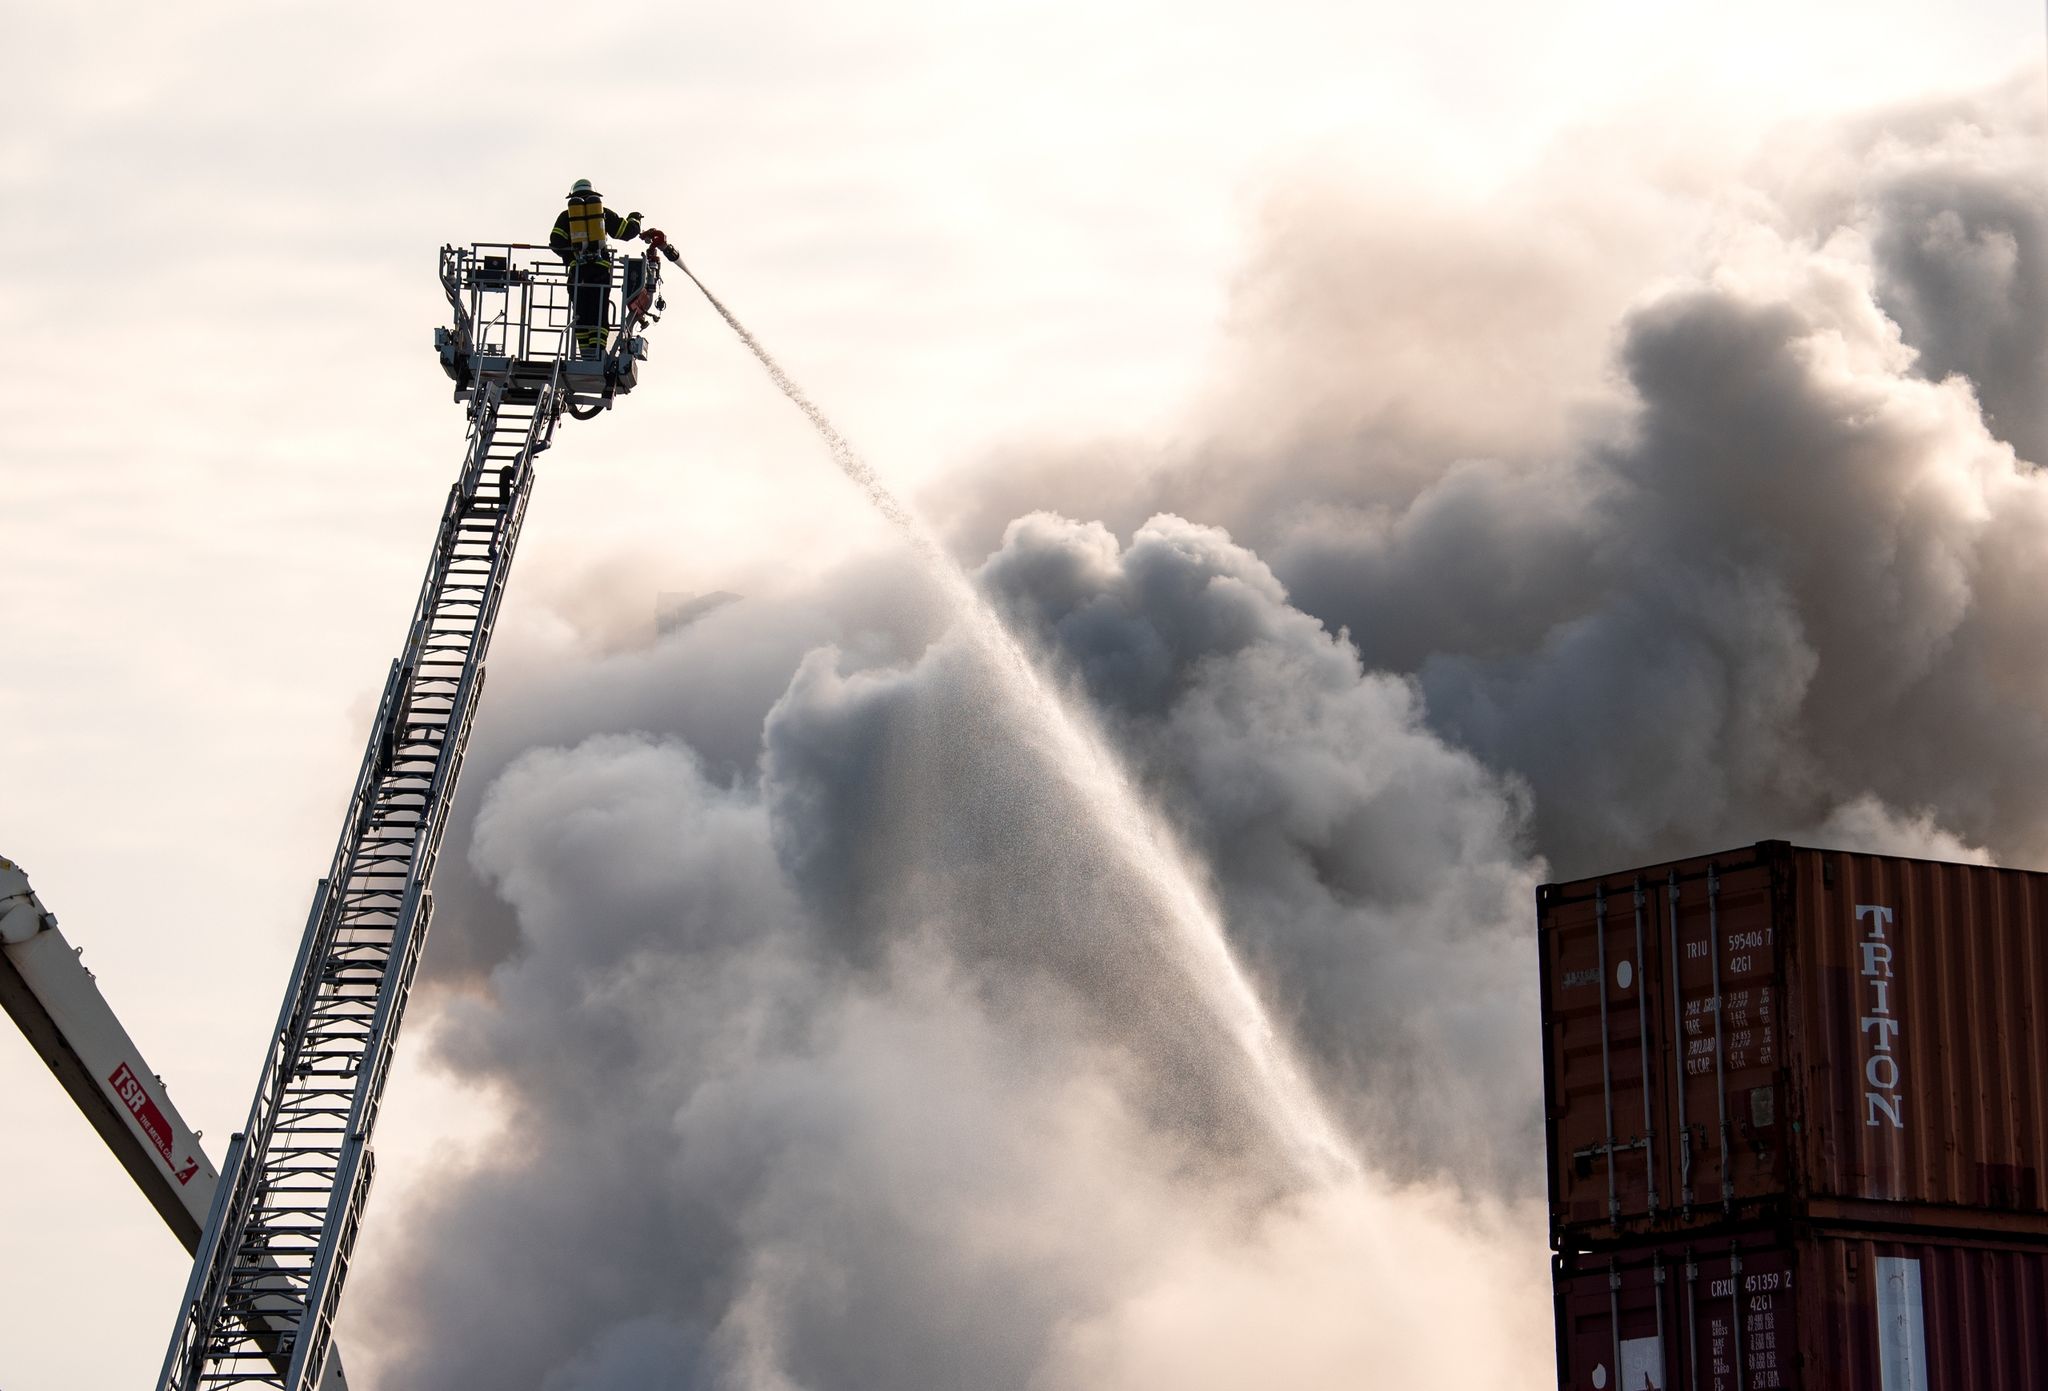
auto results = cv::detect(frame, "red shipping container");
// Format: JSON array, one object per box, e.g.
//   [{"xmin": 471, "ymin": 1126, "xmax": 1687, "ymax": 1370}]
[
  {"xmin": 1553, "ymin": 1227, "xmax": 2048, "ymax": 1390},
  {"xmin": 1540, "ymin": 842, "xmax": 2048, "ymax": 1248}
]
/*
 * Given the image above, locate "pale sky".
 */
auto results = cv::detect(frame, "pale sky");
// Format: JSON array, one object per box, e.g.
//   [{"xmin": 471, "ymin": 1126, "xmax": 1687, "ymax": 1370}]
[{"xmin": 1, "ymin": 2, "xmax": 2038, "ymax": 1386}]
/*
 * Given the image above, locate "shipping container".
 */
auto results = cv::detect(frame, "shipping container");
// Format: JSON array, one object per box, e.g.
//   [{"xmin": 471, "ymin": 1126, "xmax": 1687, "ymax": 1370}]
[
  {"xmin": 1553, "ymin": 1226, "xmax": 2048, "ymax": 1390},
  {"xmin": 1539, "ymin": 842, "xmax": 2048, "ymax": 1249}
]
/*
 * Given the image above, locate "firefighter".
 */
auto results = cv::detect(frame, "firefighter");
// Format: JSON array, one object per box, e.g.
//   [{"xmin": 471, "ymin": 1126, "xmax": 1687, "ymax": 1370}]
[{"xmin": 549, "ymin": 180, "xmax": 656, "ymax": 360}]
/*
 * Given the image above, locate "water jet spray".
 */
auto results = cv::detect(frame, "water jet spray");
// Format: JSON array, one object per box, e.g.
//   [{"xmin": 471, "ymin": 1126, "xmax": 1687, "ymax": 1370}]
[{"xmin": 678, "ymin": 264, "xmax": 1361, "ymax": 1184}]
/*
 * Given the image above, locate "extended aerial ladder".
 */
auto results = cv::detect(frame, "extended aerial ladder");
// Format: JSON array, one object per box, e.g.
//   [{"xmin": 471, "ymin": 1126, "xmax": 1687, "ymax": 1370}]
[
  {"xmin": 154, "ymin": 242, "xmax": 669, "ymax": 1391},
  {"xmin": 1, "ymin": 860, "xmax": 351, "ymax": 1387}
]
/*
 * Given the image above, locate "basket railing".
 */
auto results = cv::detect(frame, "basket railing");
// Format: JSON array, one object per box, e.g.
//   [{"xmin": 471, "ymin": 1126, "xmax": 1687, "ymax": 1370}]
[{"xmin": 438, "ymin": 242, "xmax": 661, "ymax": 367}]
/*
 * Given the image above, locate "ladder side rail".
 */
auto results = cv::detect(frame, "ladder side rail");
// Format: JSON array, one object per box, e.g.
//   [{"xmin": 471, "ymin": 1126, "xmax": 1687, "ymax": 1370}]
[
  {"xmin": 284, "ymin": 382, "xmax": 556, "ymax": 1391},
  {"xmin": 156, "ymin": 1132, "xmax": 248, "ymax": 1391}
]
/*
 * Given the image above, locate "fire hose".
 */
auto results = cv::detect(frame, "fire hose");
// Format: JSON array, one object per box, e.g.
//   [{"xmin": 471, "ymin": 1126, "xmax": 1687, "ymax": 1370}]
[{"xmin": 566, "ymin": 228, "xmax": 684, "ymax": 421}]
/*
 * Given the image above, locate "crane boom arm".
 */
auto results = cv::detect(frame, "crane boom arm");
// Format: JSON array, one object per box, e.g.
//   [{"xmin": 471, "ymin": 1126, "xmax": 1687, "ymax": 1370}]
[{"xmin": 1, "ymin": 860, "xmax": 218, "ymax": 1244}]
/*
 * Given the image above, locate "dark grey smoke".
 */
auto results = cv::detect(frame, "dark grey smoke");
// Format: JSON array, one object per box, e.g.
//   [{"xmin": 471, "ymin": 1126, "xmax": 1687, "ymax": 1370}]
[
  {"xmin": 971, "ymin": 513, "xmax": 1538, "ymax": 1181},
  {"xmin": 1818, "ymin": 86, "xmax": 2048, "ymax": 465},
  {"xmin": 354, "ymin": 74, "xmax": 2045, "ymax": 1389},
  {"xmin": 941, "ymin": 74, "xmax": 2048, "ymax": 877}
]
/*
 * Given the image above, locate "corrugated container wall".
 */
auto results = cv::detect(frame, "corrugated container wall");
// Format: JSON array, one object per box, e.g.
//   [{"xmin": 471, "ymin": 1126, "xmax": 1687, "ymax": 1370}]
[
  {"xmin": 1539, "ymin": 842, "xmax": 2048, "ymax": 1249},
  {"xmin": 1553, "ymin": 1227, "xmax": 2048, "ymax": 1391}
]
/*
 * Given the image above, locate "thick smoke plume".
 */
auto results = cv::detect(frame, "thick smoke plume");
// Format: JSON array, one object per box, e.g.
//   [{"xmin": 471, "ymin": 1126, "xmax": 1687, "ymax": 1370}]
[{"xmin": 350, "ymin": 76, "xmax": 2044, "ymax": 1388}]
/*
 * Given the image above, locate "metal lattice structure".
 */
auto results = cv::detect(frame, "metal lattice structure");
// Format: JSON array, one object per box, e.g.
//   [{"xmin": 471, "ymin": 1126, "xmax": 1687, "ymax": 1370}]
[{"xmin": 157, "ymin": 244, "xmax": 663, "ymax": 1391}]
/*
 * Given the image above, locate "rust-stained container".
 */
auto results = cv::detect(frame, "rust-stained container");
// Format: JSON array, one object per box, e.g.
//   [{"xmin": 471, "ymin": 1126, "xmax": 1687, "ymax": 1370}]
[
  {"xmin": 1540, "ymin": 842, "xmax": 2048, "ymax": 1249},
  {"xmin": 1552, "ymin": 1226, "xmax": 2048, "ymax": 1390}
]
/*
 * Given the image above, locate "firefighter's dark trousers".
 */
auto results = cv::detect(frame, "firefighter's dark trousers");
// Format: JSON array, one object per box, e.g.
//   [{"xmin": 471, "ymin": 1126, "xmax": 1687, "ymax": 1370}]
[{"xmin": 570, "ymin": 258, "xmax": 611, "ymax": 359}]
